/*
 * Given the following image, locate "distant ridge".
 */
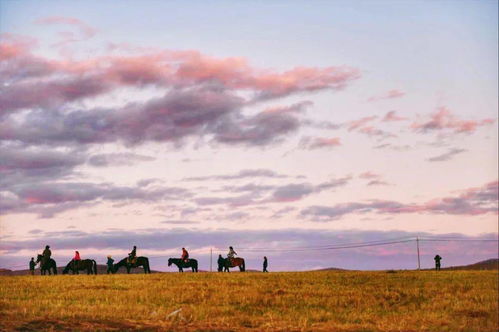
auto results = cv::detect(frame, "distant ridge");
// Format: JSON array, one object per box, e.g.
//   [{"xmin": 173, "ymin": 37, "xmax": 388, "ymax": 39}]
[
  {"xmin": 1, "ymin": 259, "xmax": 497, "ymax": 275},
  {"xmin": 442, "ymin": 258, "xmax": 498, "ymax": 271}
]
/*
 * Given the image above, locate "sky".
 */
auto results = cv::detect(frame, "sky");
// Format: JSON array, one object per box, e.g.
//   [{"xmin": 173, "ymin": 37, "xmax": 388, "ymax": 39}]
[{"xmin": 0, "ymin": 0, "xmax": 497, "ymax": 272}]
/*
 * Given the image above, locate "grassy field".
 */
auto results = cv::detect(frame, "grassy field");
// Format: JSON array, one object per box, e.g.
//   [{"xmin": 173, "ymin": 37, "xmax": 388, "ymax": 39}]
[{"xmin": 0, "ymin": 271, "xmax": 497, "ymax": 331}]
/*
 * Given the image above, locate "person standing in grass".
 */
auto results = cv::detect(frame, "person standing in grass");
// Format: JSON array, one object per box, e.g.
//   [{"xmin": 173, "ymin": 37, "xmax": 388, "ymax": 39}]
[
  {"xmin": 29, "ymin": 257, "xmax": 36, "ymax": 275},
  {"xmin": 263, "ymin": 256, "xmax": 268, "ymax": 272},
  {"xmin": 106, "ymin": 255, "xmax": 114, "ymax": 274},
  {"xmin": 434, "ymin": 254, "xmax": 442, "ymax": 271}
]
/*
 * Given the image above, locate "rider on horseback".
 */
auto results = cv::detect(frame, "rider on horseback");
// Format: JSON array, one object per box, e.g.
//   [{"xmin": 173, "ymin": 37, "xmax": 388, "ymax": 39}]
[
  {"xmin": 227, "ymin": 246, "xmax": 237, "ymax": 264},
  {"xmin": 73, "ymin": 251, "xmax": 81, "ymax": 270},
  {"xmin": 42, "ymin": 245, "xmax": 51, "ymax": 268},
  {"xmin": 181, "ymin": 248, "xmax": 189, "ymax": 263},
  {"xmin": 128, "ymin": 246, "xmax": 137, "ymax": 264}
]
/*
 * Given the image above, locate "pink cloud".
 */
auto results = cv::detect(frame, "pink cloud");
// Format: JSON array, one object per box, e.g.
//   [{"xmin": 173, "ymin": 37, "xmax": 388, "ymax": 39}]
[
  {"xmin": 368, "ymin": 89, "xmax": 405, "ymax": 102},
  {"xmin": 0, "ymin": 37, "xmax": 360, "ymax": 113},
  {"xmin": 299, "ymin": 137, "xmax": 341, "ymax": 150},
  {"xmin": 411, "ymin": 107, "xmax": 496, "ymax": 134},
  {"xmin": 347, "ymin": 116, "xmax": 377, "ymax": 131},
  {"xmin": 302, "ymin": 180, "xmax": 498, "ymax": 220},
  {"xmin": 35, "ymin": 16, "xmax": 97, "ymax": 39},
  {"xmin": 359, "ymin": 171, "xmax": 380, "ymax": 179},
  {"xmin": 382, "ymin": 111, "xmax": 407, "ymax": 122}
]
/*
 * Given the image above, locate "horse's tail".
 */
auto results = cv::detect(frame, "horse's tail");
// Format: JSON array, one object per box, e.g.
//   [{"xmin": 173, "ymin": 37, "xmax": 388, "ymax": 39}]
[
  {"xmin": 53, "ymin": 260, "xmax": 58, "ymax": 275},
  {"xmin": 144, "ymin": 258, "xmax": 151, "ymax": 273},
  {"xmin": 92, "ymin": 260, "xmax": 98, "ymax": 275},
  {"xmin": 194, "ymin": 259, "xmax": 198, "ymax": 272},
  {"xmin": 241, "ymin": 259, "xmax": 245, "ymax": 272}
]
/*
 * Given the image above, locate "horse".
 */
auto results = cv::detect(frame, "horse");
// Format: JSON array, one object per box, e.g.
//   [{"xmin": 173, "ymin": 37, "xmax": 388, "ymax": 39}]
[
  {"xmin": 168, "ymin": 258, "xmax": 198, "ymax": 272},
  {"xmin": 62, "ymin": 259, "xmax": 97, "ymax": 275},
  {"xmin": 35, "ymin": 254, "xmax": 57, "ymax": 275},
  {"xmin": 113, "ymin": 256, "xmax": 151, "ymax": 274},
  {"xmin": 218, "ymin": 257, "xmax": 245, "ymax": 272}
]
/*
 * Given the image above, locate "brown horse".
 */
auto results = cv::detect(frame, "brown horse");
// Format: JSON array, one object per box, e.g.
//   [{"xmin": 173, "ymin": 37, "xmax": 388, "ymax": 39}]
[{"xmin": 219, "ymin": 257, "xmax": 245, "ymax": 272}]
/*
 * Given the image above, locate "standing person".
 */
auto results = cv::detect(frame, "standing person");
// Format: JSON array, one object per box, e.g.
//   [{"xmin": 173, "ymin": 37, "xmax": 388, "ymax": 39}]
[
  {"xmin": 29, "ymin": 257, "xmax": 36, "ymax": 275},
  {"xmin": 73, "ymin": 251, "xmax": 81, "ymax": 270},
  {"xmin": 263, "ymin": 256, "xmax": 268, "ymax": 272},
  {"xmin": 106, "ymin": 255, "xmax": 114, "ymax": 274},
  {"xmin": 42, "ymin": 245, "xmax": 51, "ymax": 268},
  {"xmin": 217, "ymin": 254, "xmax": 224, "ymax": 272},
  {"xmin": 434, "ymin": 254, "xmax": 442, "ymax": 271},
  {"xmin": 181, "ymin": 248, "xmax": 189, "ymax": 263},
  {"xmin": 128, "ymin": 246, "xmax": 137, "ymax": 264}
]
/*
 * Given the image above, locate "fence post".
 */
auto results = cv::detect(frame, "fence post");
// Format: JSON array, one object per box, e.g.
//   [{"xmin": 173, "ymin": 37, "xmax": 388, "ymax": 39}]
[
  {"xmin": 416, "ymin": 237, "xmax": 421, "ymax": 270},
  {"xmin": 210, "ymin": 248, "xmax": 212, "ymax": 272}
]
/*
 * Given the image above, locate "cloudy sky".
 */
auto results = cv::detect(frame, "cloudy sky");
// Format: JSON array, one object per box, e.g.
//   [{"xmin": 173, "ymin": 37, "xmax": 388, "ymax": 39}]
[{"xmin": 0, "ymin": 0, "xmax": 497, "ymax": 271}]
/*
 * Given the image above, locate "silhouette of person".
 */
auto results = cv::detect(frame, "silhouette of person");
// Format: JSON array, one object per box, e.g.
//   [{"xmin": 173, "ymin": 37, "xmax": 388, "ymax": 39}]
[
  {"xmin": 73, "ymin": 250, "xmax": 81, "ymax": 269},
  {"xmin": 106, "ymin": 255, "xmax": 114, "ymax": 274},
  {"xmin": 217, "ymin": 254, "xmax": 224, "ymax": 272},
  {"xmin": 434, "ymin": 254, "xmax": 442, "ymax": 271},
  {"xmin": 181, "ymin": 248, "xmax": 189, "ymax": 263},
  {"xmin": 42, "ymin": 245, "xmax": 51, "ymax": 267},
  {"xmin": 128, "ymin": 246, "xmax": 137, "ymax": 264},
  {"xmin": 263, "ymin": 256, "xmax": 268, "ymax": 272},
  {"xmin": 29, "ymin": 257, "xmax": 36, "ymax": 275}
]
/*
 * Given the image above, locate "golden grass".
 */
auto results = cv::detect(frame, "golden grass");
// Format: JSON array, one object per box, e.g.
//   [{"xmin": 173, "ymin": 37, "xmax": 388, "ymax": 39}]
[{"xmin": 0, "ymin": 271, "xmax": 497, "ymax": 331}]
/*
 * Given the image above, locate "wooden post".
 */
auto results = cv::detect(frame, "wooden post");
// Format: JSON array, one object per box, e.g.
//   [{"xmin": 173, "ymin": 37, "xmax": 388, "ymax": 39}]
[
  {"xmin": 416, "ymin": 237, "xmax": 421, "ymax": 270},
  {"xmin": 210, "ymin": 248, "xmax": 212, "ymax": 272}
]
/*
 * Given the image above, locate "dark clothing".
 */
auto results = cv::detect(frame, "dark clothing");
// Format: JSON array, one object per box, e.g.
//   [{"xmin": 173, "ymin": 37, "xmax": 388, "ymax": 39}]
[
  {"xmin": 217, "ymin": 256, "xmax": 224, "ymax": 272},
  {"xmin": 107, "ymin": 257, "xmax": 114, "ymax": 274},
  {"xmin": 263, "ymin": 258, "xmax": 268, "ymax": 272},
  {"xmin": 42, "ymin": 248, "xmax": 51, "ymax": 266},
  {"xmin": 434, "ymin": 255, "xmax": 442, "ymax": 271},
  {"xmin": 29, "ymin": 260, "xmax": 36, "ymax": 275},
  {"xmin": 128, "ymin": 248, "xmax": 137, "ymax": 264},
  {"xmin": 42, "ymin": 248, "xmax": 51, "ymax": 259},
  {"xmin": 29, "ymin": 260, "xmax": 36, "ymax": 270}
]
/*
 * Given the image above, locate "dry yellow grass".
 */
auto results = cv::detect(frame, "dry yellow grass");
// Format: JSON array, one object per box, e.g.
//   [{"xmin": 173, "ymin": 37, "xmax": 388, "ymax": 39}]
[{"xmin": 0, "ymin": 270, "xmax": 497, "ymax": 331}]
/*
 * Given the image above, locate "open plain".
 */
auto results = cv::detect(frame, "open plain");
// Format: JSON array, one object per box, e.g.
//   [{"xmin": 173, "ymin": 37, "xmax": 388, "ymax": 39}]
[{"xmin": 0, "ymin": 270, "xmax": 497, "ymax": 331}]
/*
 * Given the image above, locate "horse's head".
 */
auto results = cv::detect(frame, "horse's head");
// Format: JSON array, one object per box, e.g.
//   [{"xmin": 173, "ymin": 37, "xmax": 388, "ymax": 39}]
[
  {"xmin": 36, "ymin": 254, "xmax": 43, "ymax": 263},
  {"xmin": 168, "ymin": 258, "xmax": 172, "ymax": 266}
]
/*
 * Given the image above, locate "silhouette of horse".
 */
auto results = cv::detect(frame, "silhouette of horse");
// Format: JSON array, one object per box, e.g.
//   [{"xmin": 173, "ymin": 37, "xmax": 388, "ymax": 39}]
[
  {"xmin": 218, "ymin": 257, "xmax": 245, "ymax": 272},
  {"xmin": 113, "ymin": 256, "xmax": 151, "ymax": 274},
  {"xmin": 168, "ymin": 258, "xmax": 198, "ymax": 272},
  {"xmin": 36, "ymin": 254, "xmax": 57, "ymax": 275},
  {"xmin": 62, "ymin": 259, "xmax": 97, "ymax": 275}
]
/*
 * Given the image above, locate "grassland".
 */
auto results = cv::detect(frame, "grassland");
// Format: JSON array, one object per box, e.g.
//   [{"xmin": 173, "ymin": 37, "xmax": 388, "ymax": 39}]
[{"xmin": 0, "ymin": 271, "xmax": 497, "ymax": 331}]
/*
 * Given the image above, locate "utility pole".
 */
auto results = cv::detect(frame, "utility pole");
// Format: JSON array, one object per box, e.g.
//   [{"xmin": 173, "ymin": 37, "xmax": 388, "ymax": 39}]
[
  {"xmin": 416, "ymin": 237, "xmax": 421, "ymax": 270},
  {"xmin": 210, "ymin": 248, "xmax": 212, "ymax": 272}
]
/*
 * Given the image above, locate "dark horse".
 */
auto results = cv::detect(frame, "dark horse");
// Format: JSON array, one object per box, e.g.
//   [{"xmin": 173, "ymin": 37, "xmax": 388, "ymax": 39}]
[
  {"xmin": 62, "ymin": 259, "xmax": 97, "ymax": 275},
  {"xmin": 113, "ymin": 256, "xmax": 151, "ymax": 274},
  {"xmin": 218, "ymin": 257, "xmax": 245, "ymax": 272},
  {"xmin": 36, "ymin": 254, "xmax": 57, "ymax": 275},
  {"xmin": 168, "ymin": 258, "xmax": 198, "ymax": 272}
]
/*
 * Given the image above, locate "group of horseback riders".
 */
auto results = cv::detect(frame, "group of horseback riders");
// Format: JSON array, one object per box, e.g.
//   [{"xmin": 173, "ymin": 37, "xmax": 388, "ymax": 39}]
[{"xmin": 32, "ymin": 244, "xmax": 254, "ymax": 275}]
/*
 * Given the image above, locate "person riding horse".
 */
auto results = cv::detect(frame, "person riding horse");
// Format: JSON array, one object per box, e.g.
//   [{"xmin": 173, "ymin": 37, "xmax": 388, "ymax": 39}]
[
  {"xmin": 227, "ymin": 246, "xmax": 237, "ymax": 264},
  {"xmin": 73, "ymin": 251, "xmax": 81, "ymax": 270},
  {"xmin": 181, "ymin": 248, "xmax": 189, "ymax": 263},
  {"xmin": 128, "ymin": 246, "xmax": 137, "ymax": 264},
  {"xmin": 41, "ymin": 245, "xmax": 51, "ymax": 268}
]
